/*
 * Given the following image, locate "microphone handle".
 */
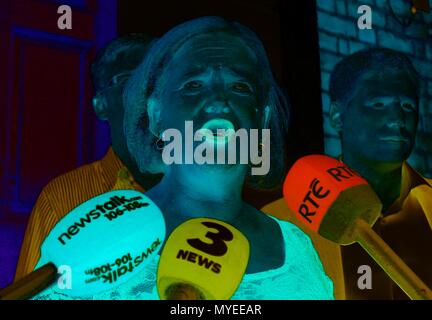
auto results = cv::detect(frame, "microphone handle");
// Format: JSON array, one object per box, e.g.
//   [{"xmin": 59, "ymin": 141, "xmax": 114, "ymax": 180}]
[
  {"xmin": 164, "ymin": 282, "xmax": 204, "ymax": 300},
  {"xmin": 354, "ymin": 218, "xmax": 432, "ymax": 300},
  {"xmin": 0, "ymin": 263, "xmax": 57, "ymax": 300}
]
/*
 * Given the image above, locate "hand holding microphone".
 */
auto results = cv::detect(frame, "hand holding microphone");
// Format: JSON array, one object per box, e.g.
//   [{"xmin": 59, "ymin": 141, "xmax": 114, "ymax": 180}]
[
  {"xmin": 157, "ymin": 218, "xmax": 250, "ymax": 300},
  {"xmin": 283, "ymin": 155, "xmax": 432, "ymax": 300}
]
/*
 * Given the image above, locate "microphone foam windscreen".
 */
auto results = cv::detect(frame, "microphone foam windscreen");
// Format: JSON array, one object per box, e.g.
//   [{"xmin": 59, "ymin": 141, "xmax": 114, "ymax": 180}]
[{"xmin": 283, "ymin": 155, "xmax": 382, "ymax": 244}]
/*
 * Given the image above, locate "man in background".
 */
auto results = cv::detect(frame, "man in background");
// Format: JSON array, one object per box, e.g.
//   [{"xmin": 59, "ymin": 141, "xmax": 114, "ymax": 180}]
[
  {"xmin": 263, "ymin": 47, "xmax": 432, "ymax": 299},
  {"xmin": 14, "ymin": 34, "xmax": 162, "ymax": 280},
  {"xmin": 327, "ymin": 47, "xmax": 432, "ymax": 299}
]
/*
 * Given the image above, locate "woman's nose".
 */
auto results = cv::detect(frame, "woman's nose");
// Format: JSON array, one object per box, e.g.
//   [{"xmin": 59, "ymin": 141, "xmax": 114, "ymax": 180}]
[{"xmin": 204, "ymin": 100, "xmax": 231, "ymax": 114}]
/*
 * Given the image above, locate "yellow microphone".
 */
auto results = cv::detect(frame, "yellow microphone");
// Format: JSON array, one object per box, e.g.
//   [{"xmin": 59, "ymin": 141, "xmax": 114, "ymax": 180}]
[{"xmin": 157, "ymin": 218, "xmax": 250, "ymax": 300}]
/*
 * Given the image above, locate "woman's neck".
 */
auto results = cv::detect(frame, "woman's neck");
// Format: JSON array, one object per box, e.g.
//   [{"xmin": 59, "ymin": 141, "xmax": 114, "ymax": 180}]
[{"xmin": 145, "ymin": 164, "xmax": 248, "ymax": 232}]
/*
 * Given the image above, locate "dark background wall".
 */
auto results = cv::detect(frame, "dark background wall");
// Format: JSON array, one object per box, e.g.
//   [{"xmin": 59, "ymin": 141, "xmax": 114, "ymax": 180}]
[{"xmin": 0, "ymin": 0, "xmax": 324, "ymax": 288}]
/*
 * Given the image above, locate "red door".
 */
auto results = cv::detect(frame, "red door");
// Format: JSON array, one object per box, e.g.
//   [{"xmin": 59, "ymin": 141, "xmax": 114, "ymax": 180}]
[{"xmin": 0, "ymin": 0, "xmax": 116, "ymax": 287}]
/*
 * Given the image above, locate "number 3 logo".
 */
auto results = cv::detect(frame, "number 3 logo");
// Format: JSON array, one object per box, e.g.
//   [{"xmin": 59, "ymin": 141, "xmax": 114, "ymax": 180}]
[{"xmin": 187, "ymin": 221, "xmax": 234, "ymax": 257}]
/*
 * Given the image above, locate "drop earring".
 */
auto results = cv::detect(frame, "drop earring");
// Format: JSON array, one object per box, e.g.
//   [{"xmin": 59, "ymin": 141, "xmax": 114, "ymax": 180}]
[{"xmin": 154, "ymin": 133, "xmax": 165, "ymax": 151}]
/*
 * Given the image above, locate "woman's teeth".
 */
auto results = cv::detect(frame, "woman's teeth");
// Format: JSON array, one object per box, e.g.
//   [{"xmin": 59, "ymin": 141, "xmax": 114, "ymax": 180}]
[{"xmin": 200, "ymin": 119, "xmax": 235, "ymax": 144}]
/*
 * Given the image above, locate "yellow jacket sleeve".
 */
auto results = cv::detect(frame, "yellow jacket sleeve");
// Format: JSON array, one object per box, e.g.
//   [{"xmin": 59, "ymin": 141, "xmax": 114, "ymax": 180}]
[
  {"xmin": 408, "ymin": 184, "xmax": 432, "ymax": 231},
  {"xmin": 14, "ymin": 191, "xmax": 58, "ymax": 281}
]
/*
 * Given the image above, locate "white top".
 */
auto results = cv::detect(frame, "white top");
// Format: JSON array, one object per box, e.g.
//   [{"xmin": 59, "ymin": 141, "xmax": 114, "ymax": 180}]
[{"xmin": 33, "ymin": 217, "xmax": 334, "ymax": 300}]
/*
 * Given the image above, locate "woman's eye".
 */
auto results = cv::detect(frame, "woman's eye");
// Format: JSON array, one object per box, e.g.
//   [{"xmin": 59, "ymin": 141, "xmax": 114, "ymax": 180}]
[
  {"xmin": 232, "ymin": 82, "xmax": 253, "ymax": 93},
  {"xmin": 402, "ymin": 102, "xmax": 415, "ymax": 111},
  {"xmin": 183, "ymin": 81, "xmax": 203, "ymax": 90},
  {"xmin": 372, "ymin": 102, "xmax": 385, "ymax": 108}
]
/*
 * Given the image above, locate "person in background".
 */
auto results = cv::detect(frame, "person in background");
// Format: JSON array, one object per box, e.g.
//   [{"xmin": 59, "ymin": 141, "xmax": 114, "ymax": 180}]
[
  {"xmin": 14, "ymin": 34, "xmax": 162, "ymax": 280},
  {"xmin": 263, "ymin": 47, "xmax": 432, "ymax": 300}
]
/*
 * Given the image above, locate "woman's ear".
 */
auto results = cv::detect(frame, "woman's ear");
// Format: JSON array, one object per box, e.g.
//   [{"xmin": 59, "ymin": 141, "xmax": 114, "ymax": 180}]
[
  {"xmin": 147, "ymin": 96, "xmax": 162, "ymax": 136},
  {"xmin": 92, "ymin": 95, "xmax": 109, "ymax": 120},
  {"xmin": 329, "ymin": 101, "xmax": 343, "ymax": 132}
]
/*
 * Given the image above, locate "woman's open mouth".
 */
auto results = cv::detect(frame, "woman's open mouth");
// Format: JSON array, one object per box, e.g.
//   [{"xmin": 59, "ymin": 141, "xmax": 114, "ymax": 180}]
[{"xmin": 199, "ymin": 118, "xmax": 235, "ymax": 144}]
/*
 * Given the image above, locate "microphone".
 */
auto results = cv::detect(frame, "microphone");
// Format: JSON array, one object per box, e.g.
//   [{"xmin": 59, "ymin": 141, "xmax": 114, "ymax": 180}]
[
  {"xmin": 0, "ymin": 189, "xmax": 166, "ymax": 300},
  {"xmin": 157, "ymin": 218, "xmax": 249, "ymax": 300},
  {"xmin": 283, "ymin": 154, "xmax": 432, "ymax": 300}
]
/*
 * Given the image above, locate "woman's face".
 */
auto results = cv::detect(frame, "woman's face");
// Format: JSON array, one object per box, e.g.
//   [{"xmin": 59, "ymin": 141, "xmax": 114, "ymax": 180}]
[{"xmin": 154, "ymin": 32, "xmax": 264, "ymax": 137}]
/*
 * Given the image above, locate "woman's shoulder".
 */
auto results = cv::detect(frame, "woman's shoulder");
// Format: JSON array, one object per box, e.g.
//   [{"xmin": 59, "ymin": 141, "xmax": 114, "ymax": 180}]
[
  {"xmin": 241, "ymin": 205, "xmax": 323, "ymax": 271},
  {"xmin": 270, "ymin": 216, "xmax": 314, "ymax": 247},
  {"xmin": 245, "ymin": 204, "xmax": 314, "ymax": 249},
  {"xmin": 250, "ymin": 206, "xmax": 330, "ymax": 275},
  {"xmin": 234, "ymin": 206, "xmax": 334, "ymax": 299}
]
